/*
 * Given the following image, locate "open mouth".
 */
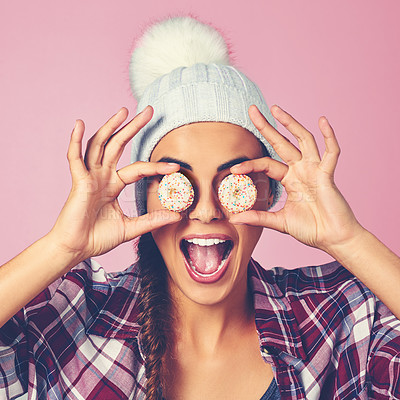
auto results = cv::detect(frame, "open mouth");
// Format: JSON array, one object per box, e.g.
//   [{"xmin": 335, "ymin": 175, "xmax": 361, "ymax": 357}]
[{"xmin": 180, "ymin": 237, "xmax": 234, "ymax": 282}]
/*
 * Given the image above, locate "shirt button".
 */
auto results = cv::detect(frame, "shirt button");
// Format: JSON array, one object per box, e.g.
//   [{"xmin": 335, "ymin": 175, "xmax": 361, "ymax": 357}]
[{"xmin": 263, "ymin": 346, "xmax": 279, "ymax": 356}]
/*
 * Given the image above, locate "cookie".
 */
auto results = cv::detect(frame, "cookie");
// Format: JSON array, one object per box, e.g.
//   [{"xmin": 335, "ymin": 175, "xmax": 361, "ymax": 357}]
[
  {"xmin": 158, "ymin": 172, "xmax": 194, "ymax": 212},
  {"xmin": 218, "ymin": 174, "xmax": 257, "ymax": 214}
]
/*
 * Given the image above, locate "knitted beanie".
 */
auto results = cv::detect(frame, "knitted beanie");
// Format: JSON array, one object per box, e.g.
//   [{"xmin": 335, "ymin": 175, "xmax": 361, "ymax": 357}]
[{"xmin": 129, "ymin": 16, "xmax": 283, "ymax": 216}]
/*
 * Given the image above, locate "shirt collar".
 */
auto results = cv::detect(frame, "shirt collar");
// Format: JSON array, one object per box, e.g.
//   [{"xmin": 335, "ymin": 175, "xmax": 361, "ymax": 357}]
[{"xmin": 85, "ymin": 258, "xmax": 307, "ymax": 361}]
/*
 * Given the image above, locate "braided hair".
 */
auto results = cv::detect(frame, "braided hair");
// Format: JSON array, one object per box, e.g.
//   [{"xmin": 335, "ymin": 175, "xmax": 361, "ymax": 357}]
[{"xmin": 137, "ymin": 232, "xmax": 173, "ymax": 400}]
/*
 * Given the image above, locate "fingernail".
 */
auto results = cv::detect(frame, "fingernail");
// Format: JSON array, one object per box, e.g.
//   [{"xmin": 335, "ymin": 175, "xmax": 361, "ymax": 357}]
[
  {"xmin": 136, "ymin": 106, "xmax": 149, "ymax": 117},
  {"xmin": 166, "ymin": 163, "xmax": 179, "ymax": 168},
  {"xmin": 229, "ymin": 218, "xmax": 244, "ymax": 225},
  {"xmin": 143, "ymin": 105, "xmax": 152, "ymax": 115},
  {"xmin": 272, "ymin": 105, "xmax": 282, "ymax": 114},
  {"xmin": 170, "ymin": 212, "xmax": 182, "ymax": 221}
]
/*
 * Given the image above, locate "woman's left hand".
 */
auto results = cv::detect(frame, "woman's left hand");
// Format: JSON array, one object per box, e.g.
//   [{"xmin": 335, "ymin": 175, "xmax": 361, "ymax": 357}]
[{"xmin": 229, "ymin": 104, "xmax": 365, "ymax": 254}]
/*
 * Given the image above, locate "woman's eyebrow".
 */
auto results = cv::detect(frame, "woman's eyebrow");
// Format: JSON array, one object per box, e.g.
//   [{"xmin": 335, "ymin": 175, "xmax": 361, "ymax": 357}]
[
  {"xmin": 156, "ymin": 156, "xmax": 250, "ymax": 172},
  {"xmin": 217, "ymin": 157, "xmax": 250, "ymax": 172},
  {"xmin": 157, "ymin": 157, "xmax": 192, "ymax": 171}
]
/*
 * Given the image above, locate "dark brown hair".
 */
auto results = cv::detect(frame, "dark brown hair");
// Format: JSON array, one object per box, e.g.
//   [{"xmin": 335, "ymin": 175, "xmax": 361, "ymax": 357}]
[{"xmin": 137, "ymin": 232, "xmax": 172, "ymax": 400}]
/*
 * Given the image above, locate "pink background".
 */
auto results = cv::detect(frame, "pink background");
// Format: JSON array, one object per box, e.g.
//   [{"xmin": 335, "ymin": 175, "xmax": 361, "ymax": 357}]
[{"xmin": 1, "ymin": 1, "xmax": 399, "ymax": 272}]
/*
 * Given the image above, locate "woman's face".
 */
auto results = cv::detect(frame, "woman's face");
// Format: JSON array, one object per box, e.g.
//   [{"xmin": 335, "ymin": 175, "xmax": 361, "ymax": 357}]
[{"xmin": 147, "ymin": 122, "xmax": 272, "ymax": 306}]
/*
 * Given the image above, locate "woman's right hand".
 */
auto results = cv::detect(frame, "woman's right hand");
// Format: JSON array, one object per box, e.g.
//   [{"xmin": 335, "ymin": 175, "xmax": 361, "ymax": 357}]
[{"xmin": 49, "ymin": 106, "xmax": 181, "ymax": 263}]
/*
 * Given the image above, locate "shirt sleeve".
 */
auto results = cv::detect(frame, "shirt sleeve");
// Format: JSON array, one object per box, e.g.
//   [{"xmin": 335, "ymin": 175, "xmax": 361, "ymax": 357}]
[
  {"xmin": 0, "ymin": 275, "xmax": 64, "ymax": 398},
  {"xmin": 367, "ymin": 298, "xmax": 400, "ymax": 399}
]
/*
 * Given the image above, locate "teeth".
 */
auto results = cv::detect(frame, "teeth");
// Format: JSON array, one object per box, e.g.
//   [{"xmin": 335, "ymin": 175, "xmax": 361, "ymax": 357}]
[{"xmin": 186, "ymin": 238, "xmax": 226, "ymax": 246}]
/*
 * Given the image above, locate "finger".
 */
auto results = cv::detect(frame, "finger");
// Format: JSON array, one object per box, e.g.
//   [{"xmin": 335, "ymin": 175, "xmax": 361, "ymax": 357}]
[
  {"xmin": 230, "ymin": 157, "xmax": 288, "ymax": 182},
  {"xmin": 102, "ymin": 106, "xmax": 154, "ymax": 168},
  {"xmin": 229, "ymin": 209, "xmax": 286, "ymax": 233},
  {"xmin": 124, "ymin": 209, "xmax": 181, "ymax": 239},
  {"xmin": 84, "ymin": 107, "xmax": 129, "ymax": 169},
  {"xmin": 318, "ymin": 116, "xmax": 341, "ymax": 174},
  {"xmin": 67, "ymin": 120, "xmax": 88, "ymax": 180},
  {"xmin": 249, "ymin": 105, "xmax": 302, "ymax": 164},
  {"xmin": 270, "ymin": 105, "xmax": 321, "ymax": 162},
  {"xmin": 116, "ymin": 161, "xmax": 180, "ymax": 185}
]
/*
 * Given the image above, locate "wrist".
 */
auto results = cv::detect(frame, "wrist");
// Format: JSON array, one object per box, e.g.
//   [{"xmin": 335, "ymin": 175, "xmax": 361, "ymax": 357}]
[
  {"xmin": 44, "ymin": 231, "xmax": 88, "ymax": 273},
  {"xmin": 322, "ymin": 224, "xmax": 370, "ymax": 269}
]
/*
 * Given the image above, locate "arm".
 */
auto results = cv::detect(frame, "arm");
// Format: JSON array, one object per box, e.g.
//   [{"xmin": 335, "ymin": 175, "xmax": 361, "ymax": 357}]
[
  {"xmin": 327, "ymin": 227, "xmax": 400, "ymax": 321},
  {"xmin": 230, "ymin": 105, "xmax": 400, "ymax": 320},
  {"xmin": 0, "ymin": 234, "xmax": 79, "ymax": 328},
  {"xmin": 0, "ymin": 106, "xmax": 180, "ymax": 328}
]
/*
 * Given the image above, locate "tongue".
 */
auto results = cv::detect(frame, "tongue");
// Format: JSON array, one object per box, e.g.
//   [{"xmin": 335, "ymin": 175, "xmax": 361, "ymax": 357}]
[{"xmin": 186, "ymin": 243, "xmax": 227, "ymax": 274}]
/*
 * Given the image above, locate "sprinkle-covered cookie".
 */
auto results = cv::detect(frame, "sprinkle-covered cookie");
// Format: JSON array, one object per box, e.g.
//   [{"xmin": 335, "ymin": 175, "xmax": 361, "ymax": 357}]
[
  {"xmin": 218, "ymin": 174, "xmax": 257, "ymax": 214},
  {"xmin": 158, "ymin": 172, "xmax": 194, "ymax": 212}
]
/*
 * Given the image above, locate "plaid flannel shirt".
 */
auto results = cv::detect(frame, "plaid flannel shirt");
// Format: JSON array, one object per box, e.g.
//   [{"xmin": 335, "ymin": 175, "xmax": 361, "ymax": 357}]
[{"xmin": 1, "ymin": 258, "xmax": 399, "ymax": 399}]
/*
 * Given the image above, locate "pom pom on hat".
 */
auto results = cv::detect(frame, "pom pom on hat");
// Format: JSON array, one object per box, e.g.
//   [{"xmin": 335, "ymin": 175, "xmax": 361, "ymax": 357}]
[{"xmin": 129, "ymin": 16, "xmax": 231, "ymax": 100}]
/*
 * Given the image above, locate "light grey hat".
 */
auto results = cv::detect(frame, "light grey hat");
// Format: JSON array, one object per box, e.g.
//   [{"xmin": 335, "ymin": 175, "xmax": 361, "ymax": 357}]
[{"xmin": 129, "ymin": 16, "xmax": 283, "ymax": 216}]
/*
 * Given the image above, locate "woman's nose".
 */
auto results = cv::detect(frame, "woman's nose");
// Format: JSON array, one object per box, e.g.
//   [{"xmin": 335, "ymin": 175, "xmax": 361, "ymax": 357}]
[{"xmin": 188, "ymin": 184, "xmax": 224, "ymax": 223}]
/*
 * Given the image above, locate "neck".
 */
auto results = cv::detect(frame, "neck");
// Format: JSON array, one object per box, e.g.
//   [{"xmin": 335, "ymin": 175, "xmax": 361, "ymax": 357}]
[{"xmin": 169, "ymin": 276, "xmax": 255, "ymax": 356}]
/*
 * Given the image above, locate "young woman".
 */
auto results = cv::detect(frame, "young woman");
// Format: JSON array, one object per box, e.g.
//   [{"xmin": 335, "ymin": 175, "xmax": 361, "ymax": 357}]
[{"xmin": 1, "ymin": 16, "xmax": 400, "ymax": 400}]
